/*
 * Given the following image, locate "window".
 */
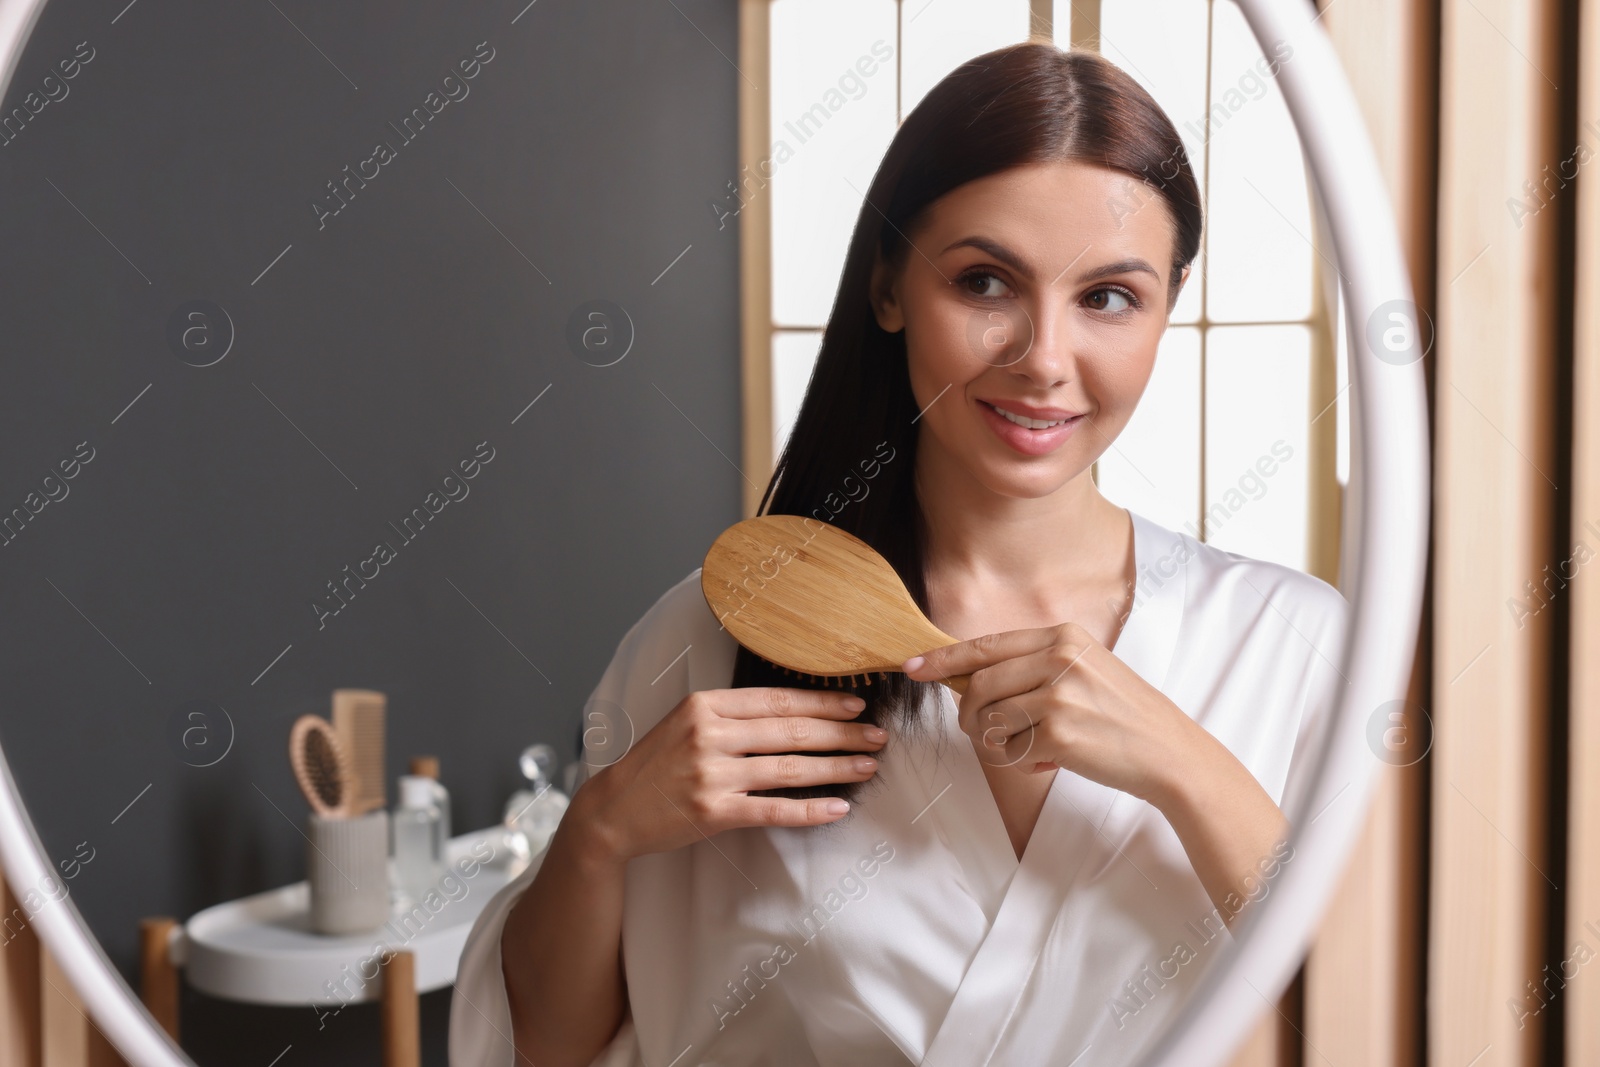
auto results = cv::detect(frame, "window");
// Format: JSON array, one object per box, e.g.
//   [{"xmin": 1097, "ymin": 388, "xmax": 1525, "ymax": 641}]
[{"xmin": 745, "ymin": 0, "xmax": 1344, "ymax": 576}]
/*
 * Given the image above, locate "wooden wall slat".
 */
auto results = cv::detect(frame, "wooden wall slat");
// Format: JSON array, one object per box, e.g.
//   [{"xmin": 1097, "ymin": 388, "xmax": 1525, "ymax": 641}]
[
  {"xmin": 738, "ymin": 0, "xmax": 774, "ymax": 517},
  {"xmin": 1226, "ymin": 1002, "xmax": 1299, "ymax": 1067},
  {"xmin": 1304, "ymin": 0, "xmax": 1434, "ymax": 1063},
  {"xmin": 40, "ymin": 947, "xmax": 83, "ymax": 1067},
  {"xmin": 1431, "ymin": 0, "xmax": 1564, "ymax": 1063},
  {"xmin": 1566, "ymin": 0, "xmax": 1600, "ymax": 1057},
  {"xmin": 1, "ymin": 869, "xmax": 43, "ymax": 1067},
  {"xmin": 38, "ymin": 944, "xmax": 123, "ymax": 1067}
]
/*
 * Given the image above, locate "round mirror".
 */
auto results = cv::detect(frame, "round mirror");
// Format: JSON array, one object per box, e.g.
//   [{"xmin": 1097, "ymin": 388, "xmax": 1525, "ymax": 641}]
[{"xmin": 0, "ymin": 0, "xmax": 1426, "ymax": 1064}]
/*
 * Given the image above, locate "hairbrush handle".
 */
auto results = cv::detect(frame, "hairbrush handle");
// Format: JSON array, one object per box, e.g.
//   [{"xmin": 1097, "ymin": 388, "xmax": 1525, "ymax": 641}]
[{"xmin": 703, "ymin": 515, "xmax": 981, "ymax": 699}]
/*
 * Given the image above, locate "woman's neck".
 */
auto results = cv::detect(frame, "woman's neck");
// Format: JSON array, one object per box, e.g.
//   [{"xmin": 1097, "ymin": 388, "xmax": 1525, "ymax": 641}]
[{"xmin": 913, "ymin": 440, "xmax": 1133, "ymax": 634}]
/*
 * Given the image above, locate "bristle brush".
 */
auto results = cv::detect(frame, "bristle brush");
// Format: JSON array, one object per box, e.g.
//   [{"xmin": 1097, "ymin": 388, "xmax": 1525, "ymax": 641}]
[
  {"xmin": 289, "ymin": 714, "xmax": 354, "ymax": 817},
  {"xmin": 701, "ymin": 515, "xmax": 971, "ymax": 695}
]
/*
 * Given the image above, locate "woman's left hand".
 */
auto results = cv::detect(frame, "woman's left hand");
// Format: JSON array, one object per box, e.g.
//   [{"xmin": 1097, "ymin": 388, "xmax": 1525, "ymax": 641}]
[
  {"xmin": 903, "ymin": 621, "xmax": 1293, "ymax": 924},
  {"xmin": 902, "ymin": 621, "xmax": 1207, "ymax": 807}
]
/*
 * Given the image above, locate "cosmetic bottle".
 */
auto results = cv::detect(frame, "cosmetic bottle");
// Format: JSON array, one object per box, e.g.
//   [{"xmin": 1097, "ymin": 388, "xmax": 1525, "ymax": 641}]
[
  {"xmin": 408, "ymin": 755, "xmax": 451, "ymax": 863},
  {"xmin": 502, "ymin": 743, "xmax": 570, "ymax": 869},
  {"xmin": 392, "ymin": 775, "xmax": 444, "ymax": 906}
]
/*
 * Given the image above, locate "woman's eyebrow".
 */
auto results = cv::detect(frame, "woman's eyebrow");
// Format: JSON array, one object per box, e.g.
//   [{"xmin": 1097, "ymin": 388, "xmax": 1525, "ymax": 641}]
[
  {"xmin": 941, "ymin": 236, "xmax": 1037, "ymax": 276},
  {"xmin": 940, "ymin": 237, "xmax": 1161, "ymax": 285},
  {"xmin": 1077, "ymin": 257, "xmax": 1163, "ymax": 284}
]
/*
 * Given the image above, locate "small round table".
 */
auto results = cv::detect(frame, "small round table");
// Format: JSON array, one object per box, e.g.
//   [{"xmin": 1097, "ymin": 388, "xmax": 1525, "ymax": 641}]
[{"xmin": 140, "ymin": 827, "xmax": 521, "ymax": 1067}]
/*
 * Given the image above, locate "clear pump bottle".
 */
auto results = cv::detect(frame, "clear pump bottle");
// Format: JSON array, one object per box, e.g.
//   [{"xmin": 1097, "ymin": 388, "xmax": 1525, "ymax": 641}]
[
  {"xmin": 392, "ymin": 775, "xmax": 443, "ymax": 907},
  {"xmin": 408, "ymin": 755, "xmax": 451, "ymax": 863}
]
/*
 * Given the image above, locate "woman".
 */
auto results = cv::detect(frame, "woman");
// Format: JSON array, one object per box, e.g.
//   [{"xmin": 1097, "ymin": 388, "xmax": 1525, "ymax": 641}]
[{"xmin": 452, "ymin": 40, "xmax": 1346, "ymax": 1067}]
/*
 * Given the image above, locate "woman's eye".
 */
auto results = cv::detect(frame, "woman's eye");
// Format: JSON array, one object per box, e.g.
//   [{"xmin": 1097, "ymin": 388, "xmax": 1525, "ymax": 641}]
[
  {"xmin": 963, "ymin": 271, "xmax": 1010, "ymax": 299},
  {"xmin": 1086, "ymin": 287, "xmax": 1136, "ymax": 313}
]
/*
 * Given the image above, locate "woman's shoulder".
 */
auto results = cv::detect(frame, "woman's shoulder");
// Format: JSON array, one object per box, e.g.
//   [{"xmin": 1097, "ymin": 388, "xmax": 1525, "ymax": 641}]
[
  {"xmin": 583, "ymin": 566, "xmax": 736, "ymax": 741},
  {"xmin": 1133, "ymin": 511, "xmax": 1347, "ymax": 641},
  {"xmin": 599, "ymin": 566, "xmax": 734, "ymax": 689},
  {"xmin": 617, "ymin": 566, "xmax": 717, "ymax": 647}
]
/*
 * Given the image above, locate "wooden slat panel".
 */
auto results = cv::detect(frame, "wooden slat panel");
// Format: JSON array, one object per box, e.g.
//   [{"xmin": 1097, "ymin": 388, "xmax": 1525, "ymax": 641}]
[
  {"xmin": 1226, "ymin": 969, "xmax": 1302, "ymax": 1067},
  {"xmin": 1227, "ymin": 1010, "xmax": 1294, "ymax": 1067},
  {"xmin": 1567, "ymin": 0, "xmax": 1600, "ymax": 1057},
  {"xmin": 40, "ymin": 947, "xmax": 85, "ymax": 1067},
  {"xmin": 1305, "ymin": 710, "xmax": 1427, "ymax": 1066},
  {"xmin": 1027, "ymin": 0, "xmax": 1054, "ymax": 42},
  {"xmin": 0, "ymin": 870, "xmax": 42, "ymax": 1067},
  {"xmin": 1303, "ymin": 0, "xmax": 1434, "ymax": 1063},
  {"xmin": 1068, "ymin": 0, "xmax": 1100, "ymax": 52},
  {"xmin": 738, "ymin": 0, "xmax": 774, "ymax": 517},
  {"xmin": 40, "ymin": 946, "xmax": 122, "ymax": 1067},
  {"xmin": 1431, "ymin": 0, "xmax": 1563, "ymax": 1063}
]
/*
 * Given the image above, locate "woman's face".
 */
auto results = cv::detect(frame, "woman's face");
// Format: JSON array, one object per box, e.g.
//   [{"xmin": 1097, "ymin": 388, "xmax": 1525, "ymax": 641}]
[{"xmin": 870, "ymin": 159, "xmax": 1189, "ymax": 500}]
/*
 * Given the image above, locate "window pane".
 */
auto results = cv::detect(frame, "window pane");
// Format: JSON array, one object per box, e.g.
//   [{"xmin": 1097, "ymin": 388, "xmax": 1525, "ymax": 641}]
[
  {"xmin": 1203, "ymin": 0, "xmax": 1313, "ymax": 323},
  {"xmin": 900, "ymin": 0, "xmax": 1031, "ymax": 117},
  {"xmin": 1096, "ymin": 326, "xmax": 1201, "ymax": 535},
  {"xmin": 1203, "ymin": 324, "xmax": 1311, "ymax": 570},
  {"xmin": 1097, "ymin": 5, "xmax": 1209, "ymax": 211},
  {"xmin": 772, "ymin": 329, "xmax": 824, "ymax": 459},
  {"xmin": 770, "ymin": 0, "xmax": 899, "ymax": 327},
  {"xmin": 1099, "ymin": 0, "xmax": 1210, "ymax": 326}
]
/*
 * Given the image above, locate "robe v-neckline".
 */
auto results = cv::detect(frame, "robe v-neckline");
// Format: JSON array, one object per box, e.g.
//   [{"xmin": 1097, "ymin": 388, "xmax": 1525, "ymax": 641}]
[{"xmin": 915, "ymin": 509, "xmax": 1188, "ymax": 1066}]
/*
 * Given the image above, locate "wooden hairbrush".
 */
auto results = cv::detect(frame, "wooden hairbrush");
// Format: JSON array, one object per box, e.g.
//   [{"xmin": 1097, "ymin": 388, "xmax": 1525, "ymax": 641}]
[
  {"xmin": 289, "ymin": 714, "xmax": 354, "ymax": 817},
  {"xmin": 701, "ymin": 514, "xmax": 971, "ymax": 695}
]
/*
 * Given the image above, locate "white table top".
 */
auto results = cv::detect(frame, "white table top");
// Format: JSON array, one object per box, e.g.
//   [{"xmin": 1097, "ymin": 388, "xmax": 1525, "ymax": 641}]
[{"xmin": 178, "ymin": 827, "xmax": 524, "ymax": 1006}]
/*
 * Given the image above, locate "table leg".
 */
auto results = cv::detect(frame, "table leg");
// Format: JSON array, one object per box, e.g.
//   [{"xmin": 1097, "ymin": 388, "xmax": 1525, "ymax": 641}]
[
  {"xmin": 138, "ymin": 917, "xmax": 179, "ymax": 1041},
  {"xmin": 380, "ymin": 949, "xmax": 419, "ymax": 1067}
]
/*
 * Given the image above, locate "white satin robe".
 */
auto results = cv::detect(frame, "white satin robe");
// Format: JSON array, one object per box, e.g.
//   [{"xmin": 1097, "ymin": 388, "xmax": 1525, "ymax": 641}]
[{"xmin": 450, "ymin": 510, "xmax": 1348, "ymax": 1066}]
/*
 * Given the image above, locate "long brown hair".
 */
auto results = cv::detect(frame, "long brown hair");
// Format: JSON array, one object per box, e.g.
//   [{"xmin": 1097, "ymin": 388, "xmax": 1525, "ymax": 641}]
[{"xmin": 730, "ymin": 41, "xmax": 1203, "ymax": 801}]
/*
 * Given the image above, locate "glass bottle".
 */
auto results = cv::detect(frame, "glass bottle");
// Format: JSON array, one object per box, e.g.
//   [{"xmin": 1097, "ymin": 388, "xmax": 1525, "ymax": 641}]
[
  {"xmin": 408, "ymin": 755, "xmax": 451, "ymax": 863},
  {"xmin": 502, "ymin": 743, "xmax": 570, "ymax": 870},
  {"xmin": 392, "ymin": 775, "xmax": 443, "ymax": 907}
]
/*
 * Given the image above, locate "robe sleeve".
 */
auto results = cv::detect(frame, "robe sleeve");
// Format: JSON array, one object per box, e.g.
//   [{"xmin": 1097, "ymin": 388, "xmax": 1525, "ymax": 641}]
[
  {"xmin": 1279, "ymin": 579, "xmax": 1350, "ymax": 821},
  {"xmin": 447, "ymin": 838, "xmax": 643, "ymax": 1066},
  {"xmin": 448, "ymin": 572, "xmax": 707, "ymax": 1067}
]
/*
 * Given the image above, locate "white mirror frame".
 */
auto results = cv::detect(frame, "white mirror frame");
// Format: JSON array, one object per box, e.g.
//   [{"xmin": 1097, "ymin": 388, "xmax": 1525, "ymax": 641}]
[
  {"xmin": 1141, "ymin": 0, "xmax": 1430, "ymax": 1062},
  {"xmin": 0, "ymin": 0, "xmax": 1428, "ymax": 1063}
]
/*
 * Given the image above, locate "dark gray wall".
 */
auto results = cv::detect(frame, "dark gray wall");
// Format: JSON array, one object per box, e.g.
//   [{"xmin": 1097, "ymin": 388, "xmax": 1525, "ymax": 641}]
[{"xmin": 0, "ymin": 0, "xmax": 741, "ymax": 1062}]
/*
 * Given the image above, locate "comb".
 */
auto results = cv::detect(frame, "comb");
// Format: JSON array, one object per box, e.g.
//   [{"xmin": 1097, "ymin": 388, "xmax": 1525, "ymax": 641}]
[
  {"xmin": 331, "ymin": 689, "xmax": 387, "ymax": 816},
  {"xmin": 288, "ymin": 714, "xmax": 354, "ymax": 817},
  {"xmin": 701, "ymin": 515, "xmax": 971, "ymax": 695}
]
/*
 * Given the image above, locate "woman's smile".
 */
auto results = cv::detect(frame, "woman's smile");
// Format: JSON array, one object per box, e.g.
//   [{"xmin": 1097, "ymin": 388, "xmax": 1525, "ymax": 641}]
[{"xmin": 975, "ymin": 398, "xmax": 1086, "ymax": 456}]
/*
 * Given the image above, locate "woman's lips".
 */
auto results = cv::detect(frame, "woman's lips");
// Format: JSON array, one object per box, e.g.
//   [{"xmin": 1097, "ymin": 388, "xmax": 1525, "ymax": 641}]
[{"xmin": 977, "ymin": 399, "xmax": 1084, "ymax": 456}]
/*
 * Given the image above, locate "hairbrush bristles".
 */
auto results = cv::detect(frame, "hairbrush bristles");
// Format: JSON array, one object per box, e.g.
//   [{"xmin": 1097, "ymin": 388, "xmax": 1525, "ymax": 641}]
[
  {"xmin": 757, "ymin": 651, "xmax": 891, "ymax": 692},
  {"xmin": 289, "ymin": 714, "xmax": 353, "ymax": 817}
]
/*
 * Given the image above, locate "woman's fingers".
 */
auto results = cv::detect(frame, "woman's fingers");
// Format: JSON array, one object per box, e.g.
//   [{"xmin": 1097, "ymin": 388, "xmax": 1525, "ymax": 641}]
[
  {"xmin": 964, "ymin": 690, "xmax": 1054, "ymax": 769},
  {"xmin": 971, "ymin": 692, "xmax": 1043, "ymax": 750},
  {"xmin": 958, "ymin": 644, "xmax": 1086, "ymax": 731},
  {"xmin": 618, "ymin": 687, "xmax": 887, "ymax": 845},
  {"xmin": 729, "ymin": 752, "xmax": 881, "ymax": 793},
  {"xmin": 692, "ymin": 686, "xmax": 885, "ymax": 753},
  {"xmin": 736, "ymin": 716, "xmax": 887, "ymax": 754},
  {"xmin": 706, "ymin": 686, "xmax": 868, "ymax": 720},
  {"xmin": 723, "ymin": 794, "xmax": 857, "ymax": 829}
]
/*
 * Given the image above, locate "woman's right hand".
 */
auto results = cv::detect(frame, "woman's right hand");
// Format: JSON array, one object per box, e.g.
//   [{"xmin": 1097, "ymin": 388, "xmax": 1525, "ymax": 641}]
[{"xmin": 572, "ymin": 687, "xmax": 887, "ymax": 864}]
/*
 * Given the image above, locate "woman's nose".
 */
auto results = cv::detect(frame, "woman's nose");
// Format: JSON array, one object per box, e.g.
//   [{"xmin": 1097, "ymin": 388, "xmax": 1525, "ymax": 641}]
[{"xmin": 1004, "ymin": 298, "xmax": 1076, "ymax": 387}]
